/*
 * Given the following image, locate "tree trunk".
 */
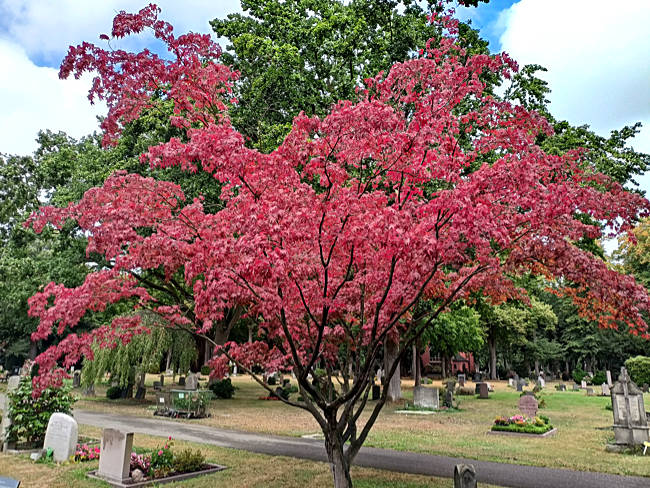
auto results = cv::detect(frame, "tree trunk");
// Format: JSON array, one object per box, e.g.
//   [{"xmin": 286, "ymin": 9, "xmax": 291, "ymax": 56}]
[
  {"xmin": 384, "ymin": 338, "xmax": 401, "ymax": 401},
  {"xmin": 488, "ymin": 335, "xmax": 497, "ymax": 380},
  {"xmin": 248, "ymin": 324, "xmax": 253, "ymax": 343},
  {"xmin": 414, "ymin": 340, "xmax": 422, "ymax": 387},
  {"xmin": 441, "ymin": 353, "xmax": 447, "ymax": 378},
  {"xmin": 325, "ymin": 430, "xmax": 352, "ymax": 488},
  {"xmin": 534, "ymin": 360, "xmax": 540, "ymax": 377},
  {"xmin": 29, "ymin": 341, "xmax": 38, "ymax": 360},
  {"xmin": 165, "ymin": 349, "xmax": 172, "ymax": 372}
]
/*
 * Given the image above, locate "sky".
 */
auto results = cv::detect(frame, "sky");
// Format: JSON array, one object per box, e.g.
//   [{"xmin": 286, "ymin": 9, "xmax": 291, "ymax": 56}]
[{"xmin": 0, "ymin": 0, "xmax": 649, "ymax": 198}]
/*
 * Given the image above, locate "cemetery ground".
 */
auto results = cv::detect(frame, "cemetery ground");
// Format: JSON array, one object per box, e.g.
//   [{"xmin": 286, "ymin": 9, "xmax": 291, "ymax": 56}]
[
  {"xmin": 0, "ymin": 428, "xmax": 487, "ymax": 488},
  {"xmin": 69, "ymin": 375, "xmax": 650, "ymax": 478}
]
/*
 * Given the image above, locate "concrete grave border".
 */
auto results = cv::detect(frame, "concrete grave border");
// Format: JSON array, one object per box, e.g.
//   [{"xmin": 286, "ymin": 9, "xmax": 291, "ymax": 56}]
[
  {"xmin": 487, "ymin": 427, "xmax": 557, "ymax": 438},
  {"xmin": 87, "ymin": 463, "xmax": 226, "ymax": 487}
]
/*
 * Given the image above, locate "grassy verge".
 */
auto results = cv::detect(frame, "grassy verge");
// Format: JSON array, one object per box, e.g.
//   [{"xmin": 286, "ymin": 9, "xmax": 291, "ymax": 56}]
[{"xmin": 0, "ymin": 428, "xmax": 502, "ymax": 488}]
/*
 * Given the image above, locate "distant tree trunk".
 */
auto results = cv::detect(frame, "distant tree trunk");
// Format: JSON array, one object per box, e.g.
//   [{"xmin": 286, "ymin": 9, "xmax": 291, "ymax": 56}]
[
  {"xmin": 29, "ymin": 341, "xmax": 38, "ymax": 360},
  {"xmin": 165, "ymin": 349, "xmax": 172, "ymax": 372},
  {"xmin": 414, "ymin": 339, "xmax": 422, "ymax": 387},
  {"xmin": 384, "ymin": 338, "xmax": 401, "ymax": 401},
  {"xmin": 441, "ymin": 353, "xmax": 447, "ymax": 378},
  {"xmin": 248, "ymin": 324, "xmax": 253, "ymax": 343},
  {"xmin": 534, "ymin": 360, "xmax": 540, "ymax": 377},
  {"xmin": 488, "ymin": 335, "xmax": 497, "ymax": 380}
]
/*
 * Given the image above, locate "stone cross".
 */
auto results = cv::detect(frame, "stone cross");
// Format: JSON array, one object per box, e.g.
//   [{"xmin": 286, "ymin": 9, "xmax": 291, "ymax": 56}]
[
  {"xmin": 454, "ymin": 464, "xmax": 477, "ymax": 488},
  {"xmin": 518, "ymin": 393, "xmax": 539, "ymax": 418},
  {"xmin": 43, "ymin": 413, "xmax": 78, "ymax": 462},
  {"xmin": 98, "ymin": 429, "xmax": 133, "ymax": 483},
  {"xmin": 610, "ymin": 367, "xmax": 649, "ymax": 447},
  {"xmin": 413, "ymin": 386, "xmax": 439, "ymax": 409}
]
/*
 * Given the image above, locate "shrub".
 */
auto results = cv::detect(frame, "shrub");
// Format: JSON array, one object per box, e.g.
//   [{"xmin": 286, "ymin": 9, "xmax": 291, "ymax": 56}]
[
  {"xmin": 151, "ymin": 438, "xmax": 174, "ymax": 477},
  {"xmin": 572, "ymin": 367, "xmax": 586, "ymax": 384},
  {"xmin": 625, "ymin": 356, "xmax": 650, "ymax": 386},
  {"xmin": 200, "ymin": 365, "xmax": 211, "ymax": 376},
  {"xmin": 6, "ymin": 376, "xmax": 76, "ymax": 445},
  {"xmin": 106, "ymin": 386, "xmax": 122, "ymax": 399},
  {"xmin": 172, "ymin": 448, "xmax": 205, "ymax": 473},
  {"xmin": 209, "ymin": 378, "xmax": 235, "ymax": 399},
  {"xmin": 591, "ymin": 371, "xmax": 606, "ymax": 386}
]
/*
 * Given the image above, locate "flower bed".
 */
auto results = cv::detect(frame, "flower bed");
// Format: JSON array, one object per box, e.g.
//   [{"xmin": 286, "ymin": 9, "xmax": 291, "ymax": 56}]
[{"xmin": 491, "ymin": 414, "xmax": 554, "ymax": 435}]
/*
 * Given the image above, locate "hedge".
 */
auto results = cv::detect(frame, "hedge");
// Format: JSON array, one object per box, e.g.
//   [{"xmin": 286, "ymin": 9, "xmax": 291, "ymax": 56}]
[{"xmin": 624, "ymin": 356, "xmax": 650, "ymax": 386}]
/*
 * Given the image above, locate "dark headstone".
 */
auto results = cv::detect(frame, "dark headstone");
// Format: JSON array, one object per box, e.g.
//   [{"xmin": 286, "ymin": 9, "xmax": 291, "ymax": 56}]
[
  {"xmin": 643, "ymin": 384, "xmax": 649, "ymax": 393},
  {"xmin": 72, "ymin": 371, "xmax": 81, "ymax": 388},
  {"xmin": 372, "ymin": 384, "xmax": 380, "ymax": 401},
  {"xmin": 516, "ymin": 380, "xmax": 523, "ymax": 392},
  {"xmin": 453, "ymin": 464, "xmax": 477, "ymax": 488},
  {"xmin": 179, "ymin": 376, "xmax": 186, "ymax": 387},
  {"xmin": 153, "ymin": 381, "xmax": 162, "ymax": 391},
  {"xmin": 478, "ymin": 382, "xmax": 489, "ymax": 399},
  {"xmin": 135, "ymin": 387, "xmax": 146, "ymax": 400},
  {"xmin": 473, "ymin": 373, "xmax": 481, "ymax": 383},
  {"xmin": 474, "ymin": 383, "xmax": 480, "ymax": 394},
  {"xmin": 458, "ymin": 374, "xmax": 466, "ymax": 387},
  {"xmin": 160, "ymin": 374, "xmax": 164, "ymax": 386}
]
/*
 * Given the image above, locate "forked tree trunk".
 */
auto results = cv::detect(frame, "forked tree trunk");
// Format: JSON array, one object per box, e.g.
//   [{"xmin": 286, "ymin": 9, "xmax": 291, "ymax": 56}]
[{"xmin": 324, "ymin": 428, "xmax": 352, "ymax": 488}]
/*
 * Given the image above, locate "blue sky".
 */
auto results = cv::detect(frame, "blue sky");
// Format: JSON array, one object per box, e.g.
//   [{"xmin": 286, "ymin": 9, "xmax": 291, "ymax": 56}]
[{"xmin": 1, "ymin": 0, "xmax": 649, "ymax": 200}]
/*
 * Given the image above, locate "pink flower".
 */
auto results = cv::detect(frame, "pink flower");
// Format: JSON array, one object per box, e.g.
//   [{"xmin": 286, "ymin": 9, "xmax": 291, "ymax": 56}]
[{"xmin": 158, "ymin": 450, "xmax": 163, "ymax": 456}]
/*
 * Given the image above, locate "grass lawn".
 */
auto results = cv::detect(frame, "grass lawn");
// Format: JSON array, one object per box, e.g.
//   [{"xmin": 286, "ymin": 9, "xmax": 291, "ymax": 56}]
[
  {"xmin": 0, "ymin": 427, "xmax": 502, "ymax": 488},
  {"xmin": 73, "ymin": 375, "xmax": 650, "ymax": 478}
]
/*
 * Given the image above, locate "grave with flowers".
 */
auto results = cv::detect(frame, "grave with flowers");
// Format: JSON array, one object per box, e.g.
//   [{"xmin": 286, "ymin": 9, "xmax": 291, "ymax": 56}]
[
  {"xmin": 87, "ymin": 429, "xmax": 225, "ymax": 487},
  {"xmin": 488, "ymin": 393, "xmax": 557, "ymax": 437}
]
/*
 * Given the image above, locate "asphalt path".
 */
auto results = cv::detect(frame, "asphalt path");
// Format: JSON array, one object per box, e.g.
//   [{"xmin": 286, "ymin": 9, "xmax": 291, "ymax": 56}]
[{"xmin": 74, "ymin": 410, "xmax": 650, "ymax": 488}]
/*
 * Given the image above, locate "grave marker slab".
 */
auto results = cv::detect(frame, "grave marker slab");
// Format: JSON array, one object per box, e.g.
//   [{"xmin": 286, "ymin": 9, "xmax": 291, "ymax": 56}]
[
  {"xmin": 458, "ymin": 374, "xmax": 466, "ymax": 387},
  {"xmin": 586, "ymin": 387, "xmax": 594, "ymax": 396},
  {"xmin": 97, "ymin": 429, "xmax": 133, "ymax": 483},
  {"xmin": 72, "ymin": 371, "xmax": 81, "ymax": 388},
  {"xmin": 478, "ymin": 382, "xmax": 489, "ymax": 399},
  {"xmin": 602, "ymin": 383, "xmax": 610, "ymax": 396},
  {"xmin": 413, "ymin": 386, "xmax": 439, "ymax": 409},
  {"xmin": 581, "ymin": 380, "xmax": 587, "ymax": 389},
  {"xmin": 516, "ymin": 380, "xmax": 523, "ymax": 392},
  {"xmin": 610, "ymin": 367, "xmax": 649, "ymax": 447},
  {"xmin": 43, "ymin": 413, "xmax": 78, "ymax": 463},
  {"xmin": 518, "ymin": 393, "xmax": 539, "ymax": 418},
  {"xmin": 508, "ymin": 378, "xmax": 514, "ymax": 387},
  {"xmin": 185, "ymin": 373, "xmax": 199, "ymax": 390}
]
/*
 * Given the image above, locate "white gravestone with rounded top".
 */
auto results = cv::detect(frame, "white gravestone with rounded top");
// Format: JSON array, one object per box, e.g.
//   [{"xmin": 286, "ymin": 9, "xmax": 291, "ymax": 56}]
[{"xmin": 43, "ymin": 413, "xmax": 78, "ymax": 462}]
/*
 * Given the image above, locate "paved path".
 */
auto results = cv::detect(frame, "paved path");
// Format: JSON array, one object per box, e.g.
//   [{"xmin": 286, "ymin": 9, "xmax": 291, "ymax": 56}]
[{"xmin": 74, "ymin": 410, "xmax": 649, "ymax": 488}]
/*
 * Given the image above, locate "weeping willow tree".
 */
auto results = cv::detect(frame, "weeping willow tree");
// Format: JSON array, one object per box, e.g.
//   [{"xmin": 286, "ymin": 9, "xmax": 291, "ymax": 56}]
[{"xmin": 81, "ymin": 313, "xmax": 197, "ymax": 390}]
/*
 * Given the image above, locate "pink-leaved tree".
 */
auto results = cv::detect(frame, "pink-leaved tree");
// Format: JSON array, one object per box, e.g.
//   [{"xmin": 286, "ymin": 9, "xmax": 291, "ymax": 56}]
[{"xmin": 26, "ymin": 5, "xmax": 649, "ymax": 487}]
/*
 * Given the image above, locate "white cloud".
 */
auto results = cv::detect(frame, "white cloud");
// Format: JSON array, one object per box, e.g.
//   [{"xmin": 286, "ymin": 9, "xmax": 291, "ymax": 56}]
[
  {"xmin": 0, "ymin": 39, "xmax": 105, "ymax": 156},
  {"xmin": 0, "ymin": 1, "xmax": 242, "ymax": 67},
  {"xmin": 498, "ymin": 0, "xmax": 650, "ymax": 194}
]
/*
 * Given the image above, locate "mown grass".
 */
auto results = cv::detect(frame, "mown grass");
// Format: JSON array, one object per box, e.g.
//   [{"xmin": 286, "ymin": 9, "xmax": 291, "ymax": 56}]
[
  {"xmin": 0, "ymin": 428, "xmax": 502, "ymax": 488},
  {"xmin": 73, "ymin": 376, "xmax": 650, "ymax": 478}
]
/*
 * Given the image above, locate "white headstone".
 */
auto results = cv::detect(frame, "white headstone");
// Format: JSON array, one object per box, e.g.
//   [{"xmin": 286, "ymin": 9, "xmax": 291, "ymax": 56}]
[
  {"xmin": 98, "ymin": 429, "xmax": 133, "ymax": 483},
  {"xmin": 508, "ymin": 378, "xmax": 514, "ymax": 387},
  {"xmin": 413, "ymin": 386, "xmax": 439, "ymax": 409},
  {"xmin": 232, "ymin": 365, "xmax": 238, "ymax": 376},
  {"xmin": 185, "ymin": 373, "xmax": 199, "ymax": 391},
  {"xmin": 7, "ymin": 376, "xmax": 20, "ymax": 392},
  {"xmin": 43, "ymin": 413, "xmax": 78, "ymax": 462},
  {"xmin": 538, "ymin": 377, "xmax": 546, "ymax": 388},
  {"xmin": 602, "ymin": 383, "xmax": 610, "ymax": 396},
  {"xmin": 581, "ymin": 380, "xmax": 587, "ymax": 389}
]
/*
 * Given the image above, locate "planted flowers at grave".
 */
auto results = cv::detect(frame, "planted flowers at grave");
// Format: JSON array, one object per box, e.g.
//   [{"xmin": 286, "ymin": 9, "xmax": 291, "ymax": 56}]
[{"xmin": 492, "ymin": 415, "xmax": 554, "ymax": 435}]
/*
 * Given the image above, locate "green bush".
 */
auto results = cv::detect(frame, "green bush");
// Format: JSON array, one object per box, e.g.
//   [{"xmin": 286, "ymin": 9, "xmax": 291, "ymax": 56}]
[
  {"xmin": 6, "ymin": 377, "xmax": 76, "ymax": 445},
  {"xmin": 572, "ymin": 367, "xmax": 586, "ymax": 384},
  {"xmin": 172, "ymin": 448, "xmax": 205, "ymax": 473},
  {"xmin": 591, "ymin": 370, "xmax": 606, "ymax": 386},
  {"xmin": 624, "ymin": 356, "xmax": 650, "ymax": 386},
  {"xmin": 209, "ymin": 378, "xmax": 235, "ymax": 399},
  {"xmin": 106, "ymin": 386, "xmax": 122, "ymax": 399},
  {"xmin": 200, "ymin": 365, "xmax": 211, "ymax": 376}
]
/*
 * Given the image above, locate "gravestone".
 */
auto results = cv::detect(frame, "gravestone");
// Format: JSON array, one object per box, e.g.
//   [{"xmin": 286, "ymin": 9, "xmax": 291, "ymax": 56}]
[
  {"xmin": 556, "ymin": 383, "xmax": 566, "ymax": 391},
  {"xmin": 643, "ymin": 384, "xmax": 649, "ymax": 394},
  {"xmin": 537, "ymin": 376, "xmax": 545, "ymax": 388},
  {"xmin": 586, "ymin": 387, "xmax": 594, "ymax": 396},
  {"xmin": 453, "ymin": 464, "xmax": 477, "ymax": 488},
  {"xmin": 160, "ymin": 374, "xmax": 165, "ymax": 387},
  {"xmin": 43, "ymin": 413, "xmax": 78, "ymax": 463},
  {"xmin": 458, "ymin": 374, "xmax": 466, "ymax": 387},
  {"xmin": 508, "ymin": 378, "xmax": 514, "ymax": 387},
  {"xmin": 581, "ymin": 380, "xmax": 587, "ymax": 389},
  {"xmin": 478, "ymin": 382, "xmax": 489, "ymax": 399},
  {"xmin": 134, "ymin": 387, "xmax": 146, "ymax": 400},
  {"xmin": 518, "ymin": 393, "xmax": 539, "ymax": 418},
  {"xmin": 0, "ymin": 477, "xmax": 20, "ymax": 488},
  {"xmin": 97, "ymin": 429, "xmax": 133, "ymax": 483},
  {"xmin": 413, "ymin": 386, "xmax": 439, "ymax": 409},
  {"xmin": 178, "ymin": 376, "xmax": 186, "ymax": 387},
  {"xmin": 516, "ymin": 380, "xmax": 523, "ymax": 392},
  {"xmin": 473, "ymin": 373, "xmax": 481, "ymax": 383},
  {"xmin": 573, "ymin": 384, "xmax": 580, "ymax": 391},
  {"xmin": 444, "ymin": 381, "xmax": 456, "ymax": 408},
  {"xmin": 602, "ymin": 383, "xmax": 610, "ymax": 396},
  {"xmin": 153, "ymin": 381, "xmax": 162, "ymax": 391},
  {"xmin": 7, "ymin": 376, "xmax": 20, "ymax": 392},
  {"xmin": 609, "ymin": 367, "xmax": 649, "ymax": 447},
  {"xmin": 371, "ymin": 384, "xmax": 380, "ymax": 401},
  {"xmin": 606, "ymin": 370, "xmax": 613, "ymax": 387},
  {"xmin": 232, "ymin": 365, "xmax": 238, "ymax": 376},
  {"xmin": 185, "ymin": 373, "xmax": 199, "ymax": 390},
  {"xmin": 72, "ymin": 371, "xmax": 81, "ymax": 388}
]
